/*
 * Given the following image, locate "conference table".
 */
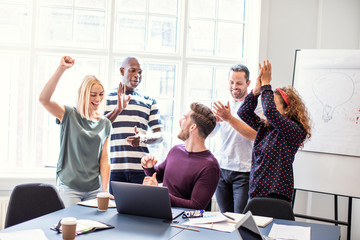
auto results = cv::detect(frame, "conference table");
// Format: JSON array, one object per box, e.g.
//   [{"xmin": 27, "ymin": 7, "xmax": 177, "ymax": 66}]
[{"xmin": 1, "ymin": 205, "xmax": 340, "ymax": 240}]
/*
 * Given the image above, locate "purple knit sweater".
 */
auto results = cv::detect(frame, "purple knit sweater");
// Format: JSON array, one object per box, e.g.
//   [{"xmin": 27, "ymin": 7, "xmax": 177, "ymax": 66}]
[{"xmin": 144, "ymin": 144, "xmax": 220, "ymax": 210}]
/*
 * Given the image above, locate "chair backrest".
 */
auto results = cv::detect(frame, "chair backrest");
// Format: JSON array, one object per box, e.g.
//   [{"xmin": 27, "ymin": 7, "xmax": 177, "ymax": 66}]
[
  {"xmin": 205, "ymin": 201, "xmax": 212, "ymax": 211},
  {"xmin": 243, "ymin": 197, "xmax": 295, "ymax": 220},
  {"xmin": 5, "ymin": 183, "xmax": 65, "ymax": 228}
]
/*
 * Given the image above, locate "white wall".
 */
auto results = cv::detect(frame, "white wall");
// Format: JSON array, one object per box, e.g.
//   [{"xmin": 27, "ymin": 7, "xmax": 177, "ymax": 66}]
[{"xmin": 259, "ymin": 0, "xmax": 360, "ymax": 239}]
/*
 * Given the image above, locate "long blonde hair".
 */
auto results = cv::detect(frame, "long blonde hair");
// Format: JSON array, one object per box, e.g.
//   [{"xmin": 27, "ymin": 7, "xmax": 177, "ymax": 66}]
[
  {"xmin": 76, "ymin": 75, "xmax": 105, "ymax": 120},
  {"xmin": 274, "ymin": 86, "xmax": 312, "ymax": 147}
]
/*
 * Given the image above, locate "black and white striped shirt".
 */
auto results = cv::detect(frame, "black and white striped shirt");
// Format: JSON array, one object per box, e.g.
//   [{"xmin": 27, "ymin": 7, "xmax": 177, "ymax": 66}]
[{"xmin": 105, "ymin": 89, "xmax": 162, "ymax": 172}]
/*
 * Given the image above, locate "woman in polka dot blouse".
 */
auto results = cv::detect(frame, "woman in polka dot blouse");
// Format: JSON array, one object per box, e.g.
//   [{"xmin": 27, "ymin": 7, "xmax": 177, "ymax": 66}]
[{"xmin": 238, "ymin": 60, "xmax": 312, "ymax": 202}]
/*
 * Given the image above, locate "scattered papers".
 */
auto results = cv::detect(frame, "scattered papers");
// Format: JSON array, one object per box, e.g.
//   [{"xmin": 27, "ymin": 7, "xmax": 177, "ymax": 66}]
[
  {"xmin": 186, "ymin": 220, "xmax": 236, "ymax": 232},
  {"xmin": 268, "ymin": 223, "xmax": 311, "ymax": 240},
  {"xmin": 77, "ymin": 199, "xmax": 116, "ymax": 208},
  {"xmin": 182, "ymin": 212, "xmax": 273, "ymax": 233},
  {"xmin": 0, "ymin": 229, "xmax": 48, "ymax": 240}
]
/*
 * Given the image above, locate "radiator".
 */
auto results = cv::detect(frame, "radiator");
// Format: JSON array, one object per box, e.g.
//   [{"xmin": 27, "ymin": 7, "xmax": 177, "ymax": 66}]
[{"xmin": 0, "ymin": 197, "xmax": 9, "ymax": 230}]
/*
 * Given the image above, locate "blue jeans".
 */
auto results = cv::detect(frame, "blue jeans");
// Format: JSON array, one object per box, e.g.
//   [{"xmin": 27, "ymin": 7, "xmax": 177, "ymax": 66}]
[
  {"xmin": 215, "ymin": 169, "xmax": 250, "ymax": 213},
  {"xmin": 57, "ymin": 181, "xmax": 101, "ymax": 208},
  {"xmin": 109, "ymin": 171, "xmax": 146, "ymax": 194}
]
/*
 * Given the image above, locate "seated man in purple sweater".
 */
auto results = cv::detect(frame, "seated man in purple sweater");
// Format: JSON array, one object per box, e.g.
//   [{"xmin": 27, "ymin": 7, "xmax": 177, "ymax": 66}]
[{"xmin": 142, "ymin": 102, "xmax": 220, "ymax": 210}]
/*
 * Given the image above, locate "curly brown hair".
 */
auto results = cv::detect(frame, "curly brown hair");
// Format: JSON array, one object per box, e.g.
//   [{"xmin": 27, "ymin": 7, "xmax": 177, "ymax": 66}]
[{"xmin": 274, "ymin": 86, "xmax": 312, "ymax": 147}]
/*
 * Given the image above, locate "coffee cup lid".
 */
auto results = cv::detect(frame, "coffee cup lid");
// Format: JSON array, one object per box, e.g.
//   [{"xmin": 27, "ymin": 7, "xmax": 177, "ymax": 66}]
[
  {"xmin": 97, "ymin": 192, "xmax": 110, "ymax": 198},
  {"xmin": 61, "ymin": 217, "xmax": 77, "ymax": 225}
]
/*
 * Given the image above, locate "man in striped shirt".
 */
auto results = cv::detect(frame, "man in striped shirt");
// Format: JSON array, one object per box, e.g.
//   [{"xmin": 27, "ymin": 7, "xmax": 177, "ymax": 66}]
[{"xmin": 105, "ymin": 57, "xmax": 163, "ymax": 193}]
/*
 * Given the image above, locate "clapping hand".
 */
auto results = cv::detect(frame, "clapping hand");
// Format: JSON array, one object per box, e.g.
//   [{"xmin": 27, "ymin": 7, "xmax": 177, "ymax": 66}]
[
  {"xmin": 143, "ymin": 172, "xmax": 158, "ymax": 186},
  {"xmin": 141, "ymin": 154, "xmax": 158, "ymax": 169},
  {"xmin": 260, "ymin": 60, "xmax": 272, "ymax": 85},
  {"xmin": 254, "ymin": 60, "xmax": 272, "ymax": 94},
  {"xmin": 253, "ymin": 63, "xmax": 262, "ymax": 96},
  {"xmin": 213, "ymin": 101, "xmax": 232, "ymax": 122}
]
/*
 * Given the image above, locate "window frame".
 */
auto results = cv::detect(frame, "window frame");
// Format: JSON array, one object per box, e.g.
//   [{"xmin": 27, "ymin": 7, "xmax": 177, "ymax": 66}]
[{"xmin": 0, "ymin": 0, "xmax": 261, "ymax": 174}]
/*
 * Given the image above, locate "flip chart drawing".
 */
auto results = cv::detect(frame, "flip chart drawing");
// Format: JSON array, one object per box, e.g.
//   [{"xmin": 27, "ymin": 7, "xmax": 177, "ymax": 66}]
[
  {"xmin": 293, "ymin": 49, "xmax": 360, "ymax": 157},
  {"xmin": 312, "ymin": 72, "xmax": 355, "ymax": 122}
]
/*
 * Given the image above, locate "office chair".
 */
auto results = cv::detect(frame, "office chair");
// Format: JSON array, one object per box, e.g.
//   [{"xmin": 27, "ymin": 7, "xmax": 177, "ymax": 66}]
[
  {"xmin": 5, "ymin": 183, "xmax": 65, "ymax": 228},
  {"xmin": 243, "ymin": 197, "xmax": 295, "ymax": 220}
]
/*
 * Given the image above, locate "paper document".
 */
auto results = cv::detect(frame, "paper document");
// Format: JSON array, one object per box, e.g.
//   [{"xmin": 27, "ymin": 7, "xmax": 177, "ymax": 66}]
[
  {"xmin": 76, "ymin": 219, "xmax": 110, "ymax": 231},
  {"xmin": 183, "ymin": 212, "xmax": 273, "ymax": 233},
  {"xmin": 225, "ymin": 212, "xmax": 273, "ymax": 227},
  {"xmin": 0, "ymin": 229, "xmax": 48, "ymax": 240},
  {"xmin": 268, "ymin": 223, "xmax": 311, "ymax": 240},
  {"xmin": 77, "ymin": 199, "xmax": 116, "ymax": 208}
]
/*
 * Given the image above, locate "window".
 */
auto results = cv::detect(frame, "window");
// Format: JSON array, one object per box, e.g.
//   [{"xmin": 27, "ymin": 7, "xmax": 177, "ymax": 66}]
[
  {"xmin": 1, "ymin": 0, "xmax": 260, "ymax": 172},
  {"xmin": 188, "ymin": 0, "xmax": 245, "ymax": 58},
  {"xmin": 0, "ymin": 1, "xmax": 31, "ymax": 46},
  {"xmin": 1, "ymin": 53, "xmax": 29, "ymax": 168},
  {"xmin": 37, "ymin": 0, "xmax": 107, "ymax": 49},
  {"xmin": 114, "ymin": 0, "xmax": 179, "ymax": 53}
]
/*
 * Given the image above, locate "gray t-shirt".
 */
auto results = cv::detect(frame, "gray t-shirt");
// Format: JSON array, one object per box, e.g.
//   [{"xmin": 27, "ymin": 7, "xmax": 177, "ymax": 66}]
[{"xmin": 57, "ymin": 106, "xmax": 112, "ymax": 192}]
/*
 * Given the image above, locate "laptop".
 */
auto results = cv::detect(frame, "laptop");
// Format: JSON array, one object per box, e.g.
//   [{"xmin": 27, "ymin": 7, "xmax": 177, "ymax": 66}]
[
  {"xmin": 111, "ymin": 181, "xmax": 184, "ymax": 220},
  {"xmin": 235, "ymin": 211, "xmax": 271, "ymax": 240}
]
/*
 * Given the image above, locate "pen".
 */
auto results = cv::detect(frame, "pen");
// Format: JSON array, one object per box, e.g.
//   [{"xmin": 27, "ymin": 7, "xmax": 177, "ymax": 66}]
[
  {"xmin": 55, "ymin": 219, "xmax": 62, "ymax": 233},
  {"xmin": 171, "ymin": 225, "xmax": 200, "ymax": 232},
  {"xmin": 222, "ymin": 213, "xmax": 236, "ymax": 221},
  {"xmin": 77, "ymin": 227, "xmax": 95, "ymax": 234}
]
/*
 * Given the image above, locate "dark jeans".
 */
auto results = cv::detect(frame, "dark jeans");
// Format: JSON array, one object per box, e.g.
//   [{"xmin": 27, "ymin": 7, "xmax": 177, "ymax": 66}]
[
  {"xmin": 215, "ymin": 169, "xmax": 250, "ymax": 213},
  {"xmin": 109, "ymin": 171, "xmax": 146, "ymax": 194}
]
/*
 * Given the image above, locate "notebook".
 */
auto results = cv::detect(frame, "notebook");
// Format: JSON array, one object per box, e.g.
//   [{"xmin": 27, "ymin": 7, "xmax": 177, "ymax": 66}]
[
  {"xmin": 235, "ymin": 211, "xmax": 271, "ymax": 240},
  {"xmin": 51, "ymin": 219, "xmax": 114, "ymax": 235},
  {"xmin": 111, "ymin": 181, "xmax": 184, "ymax": 220}
]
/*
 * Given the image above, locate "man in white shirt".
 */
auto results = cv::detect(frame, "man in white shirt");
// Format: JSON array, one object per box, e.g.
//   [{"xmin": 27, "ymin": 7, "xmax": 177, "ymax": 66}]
[{"xmin": 212, "ymin": 64, "xmax": 262, "ymax": 213}]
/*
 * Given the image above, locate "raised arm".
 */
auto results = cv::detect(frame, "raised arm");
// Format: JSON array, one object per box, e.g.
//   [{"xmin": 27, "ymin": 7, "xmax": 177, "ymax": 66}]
[
  {"xmin": 259, "ymin": 60, "xmax": 305, "ymax": 144},
  {"xmin": 213, "ymin": 101, "xmax": 256, "ymax": 140},
  {"xmin": 237, "ymin": 63, "xmax": 263, "ymax": 130},
  {"xmin": 39, "ymin": 56, "xmax": 74, "ymax": 122},
  {"xmin": 105, "ymin": 82, "xmax": 131, "ymax": 122}
]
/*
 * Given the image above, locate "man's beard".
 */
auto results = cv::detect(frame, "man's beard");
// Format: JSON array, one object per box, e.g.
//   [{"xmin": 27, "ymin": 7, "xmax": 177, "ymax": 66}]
[
  {"xmin": 231, "ymin": 89, "xmax": 245, "ymax": 100},
  {"xmin": 177, "ymin": 128, "xmax": 190, "ymax": 141}
]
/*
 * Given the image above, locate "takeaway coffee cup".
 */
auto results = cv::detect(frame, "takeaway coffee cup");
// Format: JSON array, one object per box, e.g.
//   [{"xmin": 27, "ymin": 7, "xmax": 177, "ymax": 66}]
[
  {"xmin": 97, "ymin": 192, "xmax": 110, "ymax": 211},
  {"xmin": 61, "ymin": 217, "xmax": 77, "ymax": 240}
]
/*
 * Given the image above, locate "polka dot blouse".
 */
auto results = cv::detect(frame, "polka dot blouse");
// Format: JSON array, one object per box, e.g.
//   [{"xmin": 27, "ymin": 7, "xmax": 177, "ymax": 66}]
[{"xmin": 237, "ymin": 85, "xmax": 306, "ymax": 200}]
